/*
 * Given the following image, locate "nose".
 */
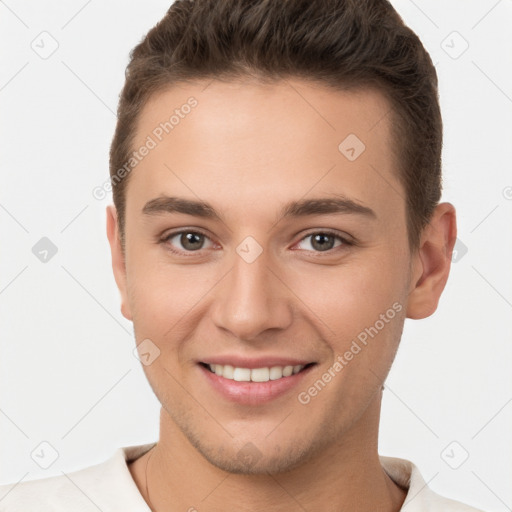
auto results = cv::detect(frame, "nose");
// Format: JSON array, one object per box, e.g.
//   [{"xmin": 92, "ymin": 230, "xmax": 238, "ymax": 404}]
[{"xmin": 210, "ymin": 248, "xmax": 294, "ymax": 341}]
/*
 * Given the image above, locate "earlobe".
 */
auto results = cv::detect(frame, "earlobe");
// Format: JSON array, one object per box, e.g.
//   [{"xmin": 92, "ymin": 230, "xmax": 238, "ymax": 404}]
[
  {"xmin": 405, "ymin": 203, "xmax": 457, "ymax": 320},
  {"xmin": 106, "ymin": 205, "xmax": 133, "ymax": 321}
]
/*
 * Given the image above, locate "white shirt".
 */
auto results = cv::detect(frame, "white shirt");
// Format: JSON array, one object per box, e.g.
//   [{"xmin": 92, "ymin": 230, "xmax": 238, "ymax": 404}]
[{"xmin": 0, "ymin": 442, "xmax": 484, "ymax": 511}]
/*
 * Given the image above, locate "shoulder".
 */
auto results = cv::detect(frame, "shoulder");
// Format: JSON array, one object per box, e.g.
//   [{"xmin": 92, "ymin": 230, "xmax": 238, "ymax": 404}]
[
  {"xmin": 380, "ymin": 455, "xmax": 486, "ymax": 512},
  {"xmin": 0, "ymin": 466, "xmax": 106, "ymax": 512},
  {"xmin": 0, "ymin": 473, "xmax": 80, "ymax": 512},
  {"xmin": 0, "ymin": 443, "xmax": 155, "ymax": 512}
]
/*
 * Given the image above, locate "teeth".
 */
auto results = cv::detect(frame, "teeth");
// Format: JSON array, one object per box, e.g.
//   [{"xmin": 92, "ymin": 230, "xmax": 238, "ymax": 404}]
[
  {"xmin": 222, "ymin": 364, "xmax": 234, "ymax": 379},
  {"xmin": 233, "ymin": 367, "xmax": 251, "ymax": 381},
  {"xmin": 207, "ymin": 363, "xmax": 306, "ymax": 382},
  {"xmin": 269, "ymin": 366, "xmax": 285, "ymax": 380},
  {"xmin": 251, "ymin": 367, "xmax": 270, "ymax": 382}
]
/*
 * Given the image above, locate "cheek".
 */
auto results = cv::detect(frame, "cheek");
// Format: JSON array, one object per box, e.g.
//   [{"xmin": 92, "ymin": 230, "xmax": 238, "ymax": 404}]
[
  {"xmin": 293, "ymin": 253, "xmax": 407, "ymax": 414},
  {"xmin": 289, "ymin": 249, "xmax": 407, "ymax": 341},
  {"xmin": 126, "ymin": 252, "xmax": 217, "ymax": 343}
]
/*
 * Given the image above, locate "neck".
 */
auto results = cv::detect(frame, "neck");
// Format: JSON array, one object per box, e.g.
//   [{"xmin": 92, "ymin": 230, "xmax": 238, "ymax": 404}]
[{"xmin": 129, "ymin": 392, "xmax": 406, "ymax": 512}]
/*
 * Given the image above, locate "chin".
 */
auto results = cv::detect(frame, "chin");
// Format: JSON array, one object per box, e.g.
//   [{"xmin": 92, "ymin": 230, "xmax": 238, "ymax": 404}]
[
  {"xmin": 199, "ymin": 443, "xmax": 313, "ymax": 475},
  {"xmin": 183, "ymin": 424, "xmax": 330, "ymax": 476}
]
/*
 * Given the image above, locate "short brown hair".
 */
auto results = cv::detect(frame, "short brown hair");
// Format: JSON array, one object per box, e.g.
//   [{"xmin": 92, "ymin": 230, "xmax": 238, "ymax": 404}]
[{"xmin": 110, "ymin": 0, "xmax": 442, "ymax": 251}]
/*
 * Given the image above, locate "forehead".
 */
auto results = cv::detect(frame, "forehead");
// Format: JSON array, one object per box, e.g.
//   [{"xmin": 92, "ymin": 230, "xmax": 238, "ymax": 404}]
[{"xmin": 127, "ymin": 78, "xmax": 404, "ymax": 224}]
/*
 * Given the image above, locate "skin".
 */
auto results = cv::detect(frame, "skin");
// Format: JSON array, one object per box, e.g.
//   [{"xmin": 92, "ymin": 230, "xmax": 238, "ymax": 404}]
[{"xmin": 106, "ymin": 78, "xmax": 456, "ymax": 512}]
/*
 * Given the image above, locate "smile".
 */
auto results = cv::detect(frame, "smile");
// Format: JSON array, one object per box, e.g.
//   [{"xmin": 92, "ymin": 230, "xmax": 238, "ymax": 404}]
[
  {"xmin": 203, "ymin": 363, "xmax": 314, "ymax": 382},
  {"xmin": 197, "ymin": 356, "xmax": 317, "ymax": 404}
]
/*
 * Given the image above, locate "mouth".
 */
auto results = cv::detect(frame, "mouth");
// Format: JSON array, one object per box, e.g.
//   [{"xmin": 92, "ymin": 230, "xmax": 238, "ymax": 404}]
[
  {"xmin": 197, "ymin": 359, "xmax": 317, "ymax": 405},
  {"xmin": 199, "ymin": 362, "xmax": 316, "ymax": 383}
]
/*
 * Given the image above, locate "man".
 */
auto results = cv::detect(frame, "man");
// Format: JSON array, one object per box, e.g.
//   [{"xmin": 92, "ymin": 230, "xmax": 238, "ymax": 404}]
[{"xmin": 0, "ymin": 0, "xmax": 484, "ymax": 510}]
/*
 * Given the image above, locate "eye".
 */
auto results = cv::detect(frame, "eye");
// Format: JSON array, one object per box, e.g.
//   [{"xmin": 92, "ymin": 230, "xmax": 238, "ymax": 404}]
[
  {"xmin": 295, "ymin": 231, "xmax": 350, "ymax": 252},
  {"xmin": 163, "ymin": 230, "xmax": 216, "ymax": 253}
]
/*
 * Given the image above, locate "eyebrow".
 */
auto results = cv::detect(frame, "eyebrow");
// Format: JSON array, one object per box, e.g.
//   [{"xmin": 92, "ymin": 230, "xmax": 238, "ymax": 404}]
[
  {"xmin": 143, "ymin": 196, "xmax": 221, "ymax": 220},
  {"xmin": 142, "ymin": 195, "xmax": 376, "ymax": 222},
  {"xmin": 279, "ymin": 196, "xmax": 376, "ymax": 219}
]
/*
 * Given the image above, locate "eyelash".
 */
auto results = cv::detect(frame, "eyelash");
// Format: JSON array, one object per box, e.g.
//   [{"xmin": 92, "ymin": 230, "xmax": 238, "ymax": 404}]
[
  {"xmin": 160, "ymin": 228, "xmax": 354, "ymax": 256},
  {"xmin": 293, "ymin": 229, "xmax": 354, "ymax": 254}
]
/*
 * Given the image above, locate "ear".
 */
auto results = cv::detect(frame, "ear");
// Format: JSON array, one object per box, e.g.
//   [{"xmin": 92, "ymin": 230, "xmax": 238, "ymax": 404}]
[
  {"xmin": 406, "ymin": 202, "xmax": 457, "ymax": 319},
  {"xmin": 106, "ymin": 205, "xmax": 133, "ymax": 321}
]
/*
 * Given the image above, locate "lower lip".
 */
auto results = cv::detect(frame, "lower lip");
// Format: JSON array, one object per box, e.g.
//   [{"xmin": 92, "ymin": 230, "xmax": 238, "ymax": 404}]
[{"xmin": 199, "ymin": 364, "xmax": 315, "ymax": 405}]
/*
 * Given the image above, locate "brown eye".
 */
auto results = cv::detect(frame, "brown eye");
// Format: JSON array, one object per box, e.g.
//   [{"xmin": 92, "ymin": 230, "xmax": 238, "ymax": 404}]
[
  {"xmin": 296, "ymin": 232, "xmax": 347, "ymax": 252},
  {"xmin": 310, "ymin": 233, "xmax": 336, "ymax": 251},
  {"xmin": 165, "ymin": 231, "xmax": 214, "ymax": 252},
  {"xmin": 180, "ymin": 232, "xmax": 204, "ymax": 250}
]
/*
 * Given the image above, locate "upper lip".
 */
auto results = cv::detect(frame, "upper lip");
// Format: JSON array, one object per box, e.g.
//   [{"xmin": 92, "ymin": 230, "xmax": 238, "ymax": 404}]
[{"xmin": 199, "ymin": 356, "xmax": 316, "ymax": 369}]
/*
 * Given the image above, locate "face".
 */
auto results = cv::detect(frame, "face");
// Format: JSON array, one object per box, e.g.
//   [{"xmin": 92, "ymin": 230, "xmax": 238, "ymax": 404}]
[{"xmin": 109, "ymin": 78, "xmax": 424, "ymax": 474}]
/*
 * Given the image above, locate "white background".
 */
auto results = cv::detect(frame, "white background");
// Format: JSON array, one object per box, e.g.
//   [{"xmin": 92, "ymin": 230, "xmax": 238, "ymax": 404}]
[{"xmin": 0, "ymin": 1, "xmax": 511, "ymax": 510}]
